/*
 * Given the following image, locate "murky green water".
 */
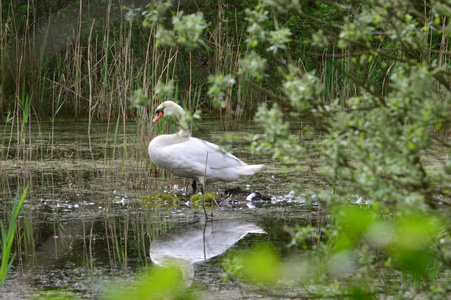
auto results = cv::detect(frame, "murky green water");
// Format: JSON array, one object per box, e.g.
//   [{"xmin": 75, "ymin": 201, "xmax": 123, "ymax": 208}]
[{"xmin": 0, "ymin": 119, "xmax": 320, "ymax": 299}]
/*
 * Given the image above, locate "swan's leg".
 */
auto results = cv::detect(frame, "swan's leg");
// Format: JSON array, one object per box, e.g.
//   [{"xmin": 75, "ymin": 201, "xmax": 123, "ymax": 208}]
[
  {"xmin": 191, "ymin": 180, "xmax": 204, "ymax": 194},
  {"xmin": 198, "ymin": 176, "xmax": 205, "ymax": 194},
  {"xmin": 192, "ymin": 180, "xmax": 197, "ymax": 194}
]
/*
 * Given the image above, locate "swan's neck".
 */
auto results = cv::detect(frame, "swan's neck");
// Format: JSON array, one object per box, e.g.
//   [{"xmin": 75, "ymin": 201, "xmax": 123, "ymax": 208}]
[
  {"xmin": 172, "ymin": 105, "xmax": 191, "ymax": 138},
  {"xmin": 177, "ymin": 127, "xmax": 191, "ymax": 138}
]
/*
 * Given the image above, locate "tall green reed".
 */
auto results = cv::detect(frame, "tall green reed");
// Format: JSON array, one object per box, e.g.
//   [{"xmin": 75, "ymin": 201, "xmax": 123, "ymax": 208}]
[{"xmin": 0, "ymin": 184, "xmax": 29, "ymax": 287}]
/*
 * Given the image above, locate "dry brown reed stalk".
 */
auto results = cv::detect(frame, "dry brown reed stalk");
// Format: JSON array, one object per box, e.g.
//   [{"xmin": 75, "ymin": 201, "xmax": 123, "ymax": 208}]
[
  {"xmin": 0, "ymin": 2, "xmax": 173, "ymax": 120},
  {"xmin": 74, "ymin": 0, "xmax": 83, "ymax": 118},
  {"xmin": 437, "ymin": 16, "xmax": 449, "ymax": 102},
  {"xmin": 88, "ymin": 20, "xmax": 96, "ymax": 161},
  {"xmin": 208, "ymin": 4, "xmax": 247, "ymax": 131}
]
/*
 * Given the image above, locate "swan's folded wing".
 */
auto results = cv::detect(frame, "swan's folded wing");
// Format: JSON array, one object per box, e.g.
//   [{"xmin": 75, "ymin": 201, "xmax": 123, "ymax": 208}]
[
  {"xmin": 170, "ymin": 137, "xmax": 247, "ymax": 170},
  {"xmin": 151, "ymin": 136, "xmax": 262, "ymax": 182}
]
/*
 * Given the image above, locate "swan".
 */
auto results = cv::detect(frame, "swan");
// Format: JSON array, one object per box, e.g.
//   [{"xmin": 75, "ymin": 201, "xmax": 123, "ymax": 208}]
[{"xmin": 148, "ymin": 101, "xmax": 264, "ymax": 193}]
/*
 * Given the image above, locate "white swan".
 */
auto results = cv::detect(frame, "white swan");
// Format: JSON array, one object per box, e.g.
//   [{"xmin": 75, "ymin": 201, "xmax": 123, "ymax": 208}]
[{"xmin": 148, "ymin": 101, "xmax": 264, "ymax": 192}]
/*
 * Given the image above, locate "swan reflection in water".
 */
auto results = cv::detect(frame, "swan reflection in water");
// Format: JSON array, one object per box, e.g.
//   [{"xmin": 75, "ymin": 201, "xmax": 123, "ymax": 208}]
[{"xmin": 149, "ymin": 219, "xmax": 265, "ymax": 283}]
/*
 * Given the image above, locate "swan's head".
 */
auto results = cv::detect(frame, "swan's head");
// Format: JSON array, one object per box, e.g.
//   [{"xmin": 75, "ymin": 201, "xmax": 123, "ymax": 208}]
[{"xmin": 152, "ymin": 101, "xmax": 184, "ymax": 123}]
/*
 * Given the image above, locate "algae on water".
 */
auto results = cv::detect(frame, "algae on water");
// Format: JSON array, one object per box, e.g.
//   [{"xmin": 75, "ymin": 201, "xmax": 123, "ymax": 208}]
[{"xmin": 190, "ymin": 192, "xmax": 216, "ymax": 203}]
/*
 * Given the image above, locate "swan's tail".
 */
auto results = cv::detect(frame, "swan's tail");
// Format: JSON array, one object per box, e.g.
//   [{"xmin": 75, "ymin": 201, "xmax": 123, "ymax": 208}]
[{"xmin": 240, "ymin": 164, "xmax": 264, "ymax": 176}]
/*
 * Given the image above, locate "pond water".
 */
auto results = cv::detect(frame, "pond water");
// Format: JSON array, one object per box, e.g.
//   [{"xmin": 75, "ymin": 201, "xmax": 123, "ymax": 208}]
[{"xmin": 0, "ymin": 119, "xmax": 322, "ymax": 299}]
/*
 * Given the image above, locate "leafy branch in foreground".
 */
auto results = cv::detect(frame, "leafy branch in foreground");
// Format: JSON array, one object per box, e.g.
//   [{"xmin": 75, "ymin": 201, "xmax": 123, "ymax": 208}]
[
  {"xmin": 222, "ymin": 205, "xmax": 451, "ymax": 298},
  {"xmin": 244, "ymin": 0, "xmax": 451, "ymax": 209},
  {"xmin": 233, "ymin": 0, "xmax": 451, "ymax": 298},
  {"xmin": 143, "ymin": 1, "xmax": 207, "ymax": 51}
]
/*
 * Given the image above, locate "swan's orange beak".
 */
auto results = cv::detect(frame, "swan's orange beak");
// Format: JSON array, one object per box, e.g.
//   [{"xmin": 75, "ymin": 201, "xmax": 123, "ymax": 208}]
[{"xmin": 153, "ymin": 111, "xmax": 164, "ymax": 123}]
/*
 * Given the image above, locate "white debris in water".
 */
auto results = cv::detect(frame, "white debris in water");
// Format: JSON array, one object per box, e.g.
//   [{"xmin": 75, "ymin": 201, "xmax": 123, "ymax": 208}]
[
  {"xmin": 246, "ymin": 192, "xmax": 256, "ymax": 201},
  {"xmin": 271, "ymin": 190, "xmax": 371, "ymax": 206},
  {"xmin": 270, "ymin": 190, "xmax": 307, "ymax": 204},
  {"xmin": 246, "ymin": 202, "xmax": 256, "ymax": 209},
  {"xmin": 354, "ymin": 197, "xmax": 364, "ymax": 205},
  {"xmin": 114, "ymin": 197, "xmax": 127, "ymax": 205},
  {"xmin": 352, "ymin": 195, "xmax": 371, "ymax": 205}
]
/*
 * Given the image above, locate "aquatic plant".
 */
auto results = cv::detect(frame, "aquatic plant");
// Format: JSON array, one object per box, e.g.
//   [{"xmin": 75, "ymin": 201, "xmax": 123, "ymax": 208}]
[
  {"xmin": 139, "ymin": 193, "xmax": 178, "ymax": 204},
  {"xmin": 0, "ymin": 184, "xmax": 28, "ymax": 286},
  {"xmin": 189, "ymin": 192, "xmax": 216, "ymax": 204}
]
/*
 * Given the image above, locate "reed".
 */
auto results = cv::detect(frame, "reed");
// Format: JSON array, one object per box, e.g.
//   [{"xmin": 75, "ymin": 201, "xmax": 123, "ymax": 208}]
[
  {"xmin": 0, "ymin": 1, "xmax": 260, "ymax": 139},
  {"xmin": 0, "ymin": 1, "xmax": 447, "ymax": 194},
  {"xmin": 0, "ymin": 1, "xmax": 448, "ymax": 124},
  {"xmin": 0, "ymin": 184, "xmax": 29, "ymax": 286}
]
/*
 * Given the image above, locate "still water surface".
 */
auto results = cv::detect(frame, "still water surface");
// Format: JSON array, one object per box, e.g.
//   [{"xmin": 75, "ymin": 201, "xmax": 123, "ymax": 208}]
[{"xmin": 0, "ymin": 120, "xmax": 319, "ymax": 299}]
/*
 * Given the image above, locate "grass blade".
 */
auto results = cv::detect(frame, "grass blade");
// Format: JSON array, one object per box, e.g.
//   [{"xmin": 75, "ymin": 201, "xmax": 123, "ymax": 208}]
[{"xmin": 0, "ymin": 184, "xmax": 29, "ymax": 286}]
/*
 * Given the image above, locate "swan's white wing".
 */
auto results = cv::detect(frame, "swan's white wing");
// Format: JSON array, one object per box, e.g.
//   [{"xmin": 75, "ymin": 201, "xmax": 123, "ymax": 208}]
[
  {"xmin": 178, "ymin": 137, "xmax": 246, "ymax": 169},
  {"xmin": 149, "ymin": 134, "xmax": 263, "ymax": 183},
  {"xmin": 158, "ymin": 138, "xmax": 246, "ymax": 180}
]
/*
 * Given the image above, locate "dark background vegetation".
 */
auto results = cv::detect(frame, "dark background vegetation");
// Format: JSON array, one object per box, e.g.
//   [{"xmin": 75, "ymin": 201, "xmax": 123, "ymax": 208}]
[{"xmin": 1, "ymin": 0, "xmax": 360, "ymax": 120}]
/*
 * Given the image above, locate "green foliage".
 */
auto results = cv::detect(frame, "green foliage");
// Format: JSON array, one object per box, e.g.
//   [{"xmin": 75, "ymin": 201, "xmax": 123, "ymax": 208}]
[
  {"xmin": 189, "ymin": 192, "xmax": 216, "ymax": 203},
  {"xmin": 142, "ymin": 1, "xmax": 172, "ymax": 27},
  {"xmin": 282, "ymin": 67, "xmax": 323, "ymax": 112},
  {"xmin": 244, "ymin": 6, "xmax": 269, "ymax": 48},
  {"xmin": 207, "ymin": 74, "xmax": 236, "ymax": 108},
  {"xmin": 154, "ymin": 11, "xmax": 207, "ymax": 51},
  {"xmin": 155, "ymin": 80, "xmax": 175, "ymax": 100},
  {"xmin": 223, "ymin": 0, "xmax": 451, "ymax": 297},
  {"xmin": 106, "ymin": 266, "xmax": 195, "ymax": 300},
  {"xmin": 139, "ymin": 193, "xmax": 178, "ymax": 204},
  {"xmin": 142, "ymin": 1, "xmax": 207, "ymax": 51},
  {"xmin": 222, "ymin": 244, "xmax": 281, "ymax": 285},
  {"xmin": 246, "ymin": 0, "xmax": 451, "ymax": 209},
  {"xmin": 252, "ymin": 103, "xmax": 292, "ymax": 159},
  {"xmin": 239, "ymin": 51, "xmax": 267, "ymax": 81},
  {"xmin": 3, "ymin": 0, "xmax": 451, "ymax": 297},
  {"xmin": 130, "ymin": 88, "xmax": 149, "ymax": 110},
  {"xmin": 267, "ymin": 28, "xmax": 291, "ymax": 54},
  {"xmin": 223, "ymin": 205, "xmax": 450, "ymax": 297}
]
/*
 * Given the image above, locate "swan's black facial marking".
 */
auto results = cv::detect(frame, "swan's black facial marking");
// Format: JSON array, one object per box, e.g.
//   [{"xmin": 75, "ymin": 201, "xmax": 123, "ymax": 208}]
[
  {"xmin": 155, "ymin": 105, "xmax": 165, "ymax": 114},
  {"xmin": 153, "ymin": 107, "xmax": 165, "ymax": 123}
]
